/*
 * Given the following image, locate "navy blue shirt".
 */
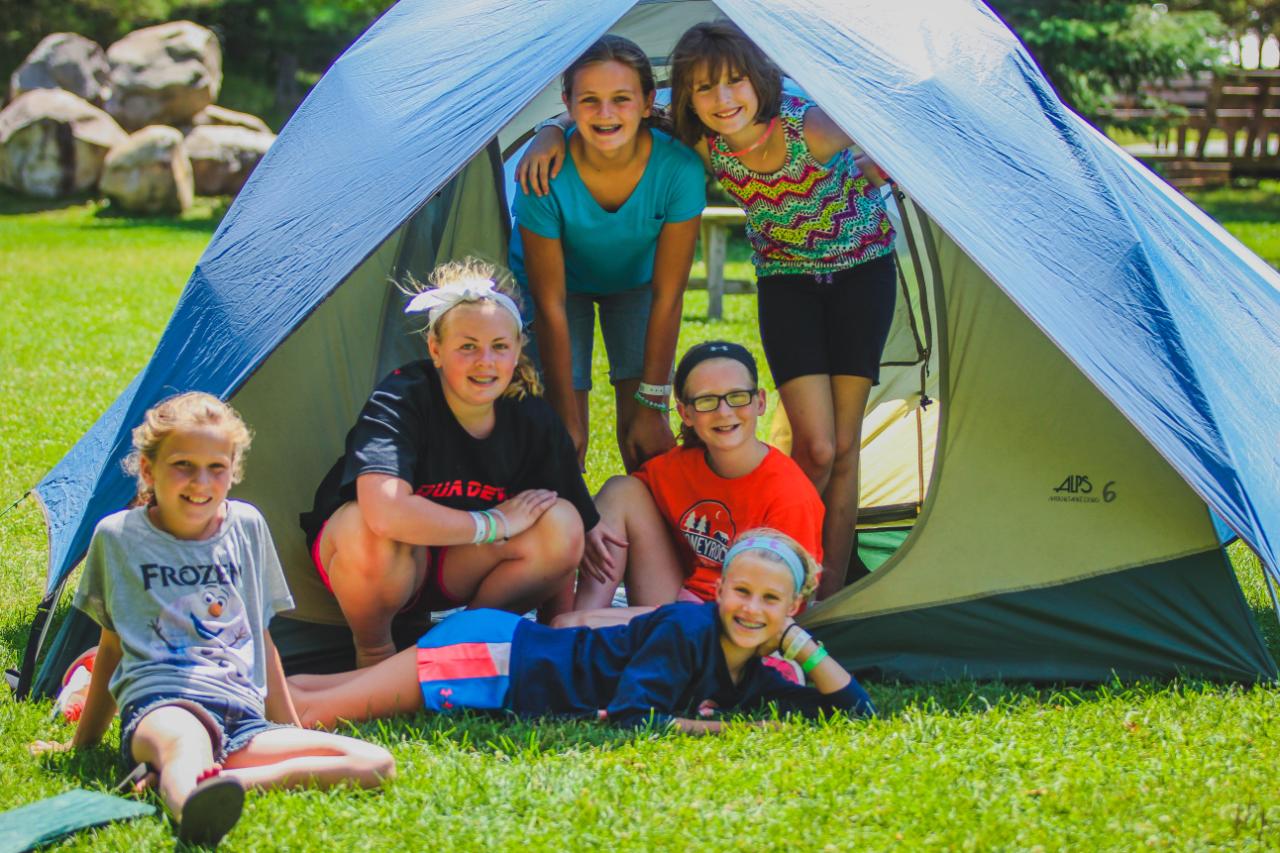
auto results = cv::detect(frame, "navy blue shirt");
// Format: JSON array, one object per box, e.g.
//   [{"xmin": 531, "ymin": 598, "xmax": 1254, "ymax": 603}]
[{"xmin": 509, "ymin": 602, "xmax": 875, "ymax": 728}]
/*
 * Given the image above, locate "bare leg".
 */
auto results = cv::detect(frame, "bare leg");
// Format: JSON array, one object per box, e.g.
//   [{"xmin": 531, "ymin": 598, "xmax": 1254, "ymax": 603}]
[
  {"xmin": 574, "ymin": 388, "xmax": 591, "ymax": 463},
  {"xmin": 129, "ymin": 706, "xmax": 218, "ymax": 821},
  {"xmin": 551, "ymin": 605, "xmax": 657, "ymax": 629},
  {"xmin": 442, "ymin": 498, "xmax": 584, "ymax": 615},
  {"xmin": 322, "ymin": 501, "xmax": 426, "ymax": 668},
  {"xmin": 778, "ymin": 375, "xmax": 837, "ymax": 493},
  {"xmin": 286, "ymin": 671, "xmax": 358, "ymax": 690},
  {"xmin": 221, "ymin": 727, "xmax": 394, "ymax": 790},
  {"xmin": 613, "ymin": 378, "xmax": 642, "ymax": 473},
  {"xmin": 817, "ymin": 375, "xmax": 874, "ymax": 598},
  {"xmin": 538, "ymin": 572, "xmax": 577, "ymax": 623},
  {"xmin": 289, "ymin": 646, "xmax": 422, "ymax": 729},
  {"xmin": 573, "ymin": 475, "xmax": 683, "ymax": 610}
]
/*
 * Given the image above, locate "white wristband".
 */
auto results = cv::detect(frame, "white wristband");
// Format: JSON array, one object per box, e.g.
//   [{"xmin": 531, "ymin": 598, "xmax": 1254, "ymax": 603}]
[
  {"xmin": 637, "ymin": 382, "xmax": 672, "ymax": 398},
  {"xmin": 489, "ymin": 508, "xmax": 510, "ymax": 541},
  {"xmin": 783, "ymin": 628, "xmax": 813, "ymax": 661},
  {"xmin": 470, "ymin": 511, "xmax": 487, "ymax": 545}
]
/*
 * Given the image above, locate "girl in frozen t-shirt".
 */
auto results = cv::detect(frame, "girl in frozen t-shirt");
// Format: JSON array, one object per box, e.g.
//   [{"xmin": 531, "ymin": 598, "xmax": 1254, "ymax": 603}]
[
  {"xmin": 299, "ymin": 259, "xmax": 599, "ymax": 669},
  {"xmin": 31, "ymin": 393, "xmax": 392, "ymax": 848}
]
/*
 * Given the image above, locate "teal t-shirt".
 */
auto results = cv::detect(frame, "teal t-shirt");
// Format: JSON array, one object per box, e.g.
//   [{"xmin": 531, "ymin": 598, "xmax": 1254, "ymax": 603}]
[{"xmin": 510, "ymin": 128, "xmax": 706, "ymax": 296}]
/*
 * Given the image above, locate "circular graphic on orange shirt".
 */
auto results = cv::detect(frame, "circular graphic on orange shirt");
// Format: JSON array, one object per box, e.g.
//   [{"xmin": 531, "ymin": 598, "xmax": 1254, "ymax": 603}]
[{"xmin": 677, "ymin": 500, "xmax": 735, "ymax": 568}]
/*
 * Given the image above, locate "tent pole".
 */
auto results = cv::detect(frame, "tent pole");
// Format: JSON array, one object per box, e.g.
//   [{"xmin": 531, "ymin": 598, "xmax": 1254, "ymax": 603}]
[
  {"xmin": 1264, "ymin": 561, "xmax": 1280, "ymax": 626},
  {"xmin": 11, "ymin": 592, "xmax": 57, "ymax": 699}
]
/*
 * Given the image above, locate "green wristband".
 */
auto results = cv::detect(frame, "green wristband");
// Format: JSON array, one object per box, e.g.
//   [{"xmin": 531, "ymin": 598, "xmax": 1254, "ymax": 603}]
[
  {"xmin": 480, "ymin": 510, "xmax": 496, "ymax": 544},
  {"xmin": 800, "ymin": 642, "xmax": 828, "ymax": 675},
  {"xmin": 632, "ymin": 390, "xmax": 670, "ymax": 413}
]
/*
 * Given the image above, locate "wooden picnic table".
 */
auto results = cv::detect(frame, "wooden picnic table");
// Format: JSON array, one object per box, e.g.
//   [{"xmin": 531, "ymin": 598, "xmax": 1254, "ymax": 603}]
[{"xmin": 698, "ymin": 205, "xmax": 749, "ymax": 320}]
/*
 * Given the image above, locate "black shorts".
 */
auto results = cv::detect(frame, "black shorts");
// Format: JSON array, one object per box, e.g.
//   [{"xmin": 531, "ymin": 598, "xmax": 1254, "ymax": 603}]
[{"xmin": 756, "ymin": 253, "xmax": 897, "ymax": 386}]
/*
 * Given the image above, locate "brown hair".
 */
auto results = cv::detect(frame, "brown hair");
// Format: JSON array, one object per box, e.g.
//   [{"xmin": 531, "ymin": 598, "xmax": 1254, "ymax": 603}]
[
  {"xmin": 727, "ymin": 527, "xmax": 821, "ymax": 600},
  {"xmin": 562, "ymin": 34, "xmax": 672, "ymax": 133},
  {"xmin": 669, "ymin": 20, "xmax": 783, "ymax": 147},
  {"xmin": 674, "ymin": 341, "xmax": 759, "ymax": 449},
  {"xmin": 406, "ymin": 257, "xmax": 542, "ymax": 400},
  {"xmin": 124, "ymin": 392, "xmax": 252, "ymax": 505}
]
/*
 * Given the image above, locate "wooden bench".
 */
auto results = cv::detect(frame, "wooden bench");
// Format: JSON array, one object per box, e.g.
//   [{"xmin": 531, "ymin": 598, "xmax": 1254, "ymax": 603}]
[{"xmin": 1105, "ymin": 71, "xmax": 1280, "ymax": 161}]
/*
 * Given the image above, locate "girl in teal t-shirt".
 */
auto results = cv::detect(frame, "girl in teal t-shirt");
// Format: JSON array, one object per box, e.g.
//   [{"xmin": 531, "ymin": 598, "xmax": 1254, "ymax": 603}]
[{"xmin": 510, "ymin": 35, "xmax": 705, "ymax": 474}]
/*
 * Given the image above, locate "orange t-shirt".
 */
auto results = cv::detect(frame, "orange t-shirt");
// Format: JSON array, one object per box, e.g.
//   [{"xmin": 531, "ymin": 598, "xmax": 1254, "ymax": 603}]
[{"xmin": 634, "ymin": 445, "xmax": 824, "ymax": 602}]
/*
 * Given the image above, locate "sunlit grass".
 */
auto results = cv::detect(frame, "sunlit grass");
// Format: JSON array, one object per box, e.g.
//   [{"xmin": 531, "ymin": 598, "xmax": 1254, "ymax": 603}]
[{"xmin": 2, "ymin": 189, "xmax": 1279, "ymax": 849}]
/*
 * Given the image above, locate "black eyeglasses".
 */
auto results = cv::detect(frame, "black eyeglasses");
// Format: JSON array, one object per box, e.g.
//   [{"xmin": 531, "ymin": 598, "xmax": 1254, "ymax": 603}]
[{"xmin": 685, "ymin": 389, "xmax": 757, "ymax": 413}]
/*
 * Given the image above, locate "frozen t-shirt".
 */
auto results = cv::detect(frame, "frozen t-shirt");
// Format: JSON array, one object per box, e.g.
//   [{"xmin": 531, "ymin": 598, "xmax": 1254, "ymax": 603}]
[
  {"xmin": 509, "ymin": 127, "xmax": 706, "ymax": 296},
  {"xmin": 73, "ymin": 500, "xmax": 294, "ymax": 712}
]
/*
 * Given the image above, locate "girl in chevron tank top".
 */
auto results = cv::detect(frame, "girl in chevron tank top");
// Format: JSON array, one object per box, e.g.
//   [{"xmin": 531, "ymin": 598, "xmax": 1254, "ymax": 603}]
[{"xmin": 670, "ymin": 20, "xmax": 898, "ymax": 599}]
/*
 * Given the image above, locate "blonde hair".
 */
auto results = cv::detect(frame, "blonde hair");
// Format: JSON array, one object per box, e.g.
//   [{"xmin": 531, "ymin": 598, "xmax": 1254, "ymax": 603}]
[
  {"xmin": 726, "ymin": 527, "xmax": 822, "ymax": 599},
  {"xmin": 404, "ymin": 257, "xmax": 542, "ymax": 400},
  {"xmin": 124, "ymin": 392, "xmax": 252, "ymax": 505}
]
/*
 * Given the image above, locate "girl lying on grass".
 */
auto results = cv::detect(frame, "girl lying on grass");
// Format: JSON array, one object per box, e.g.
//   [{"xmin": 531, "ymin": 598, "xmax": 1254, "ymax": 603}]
[
  {"xmin": 30, "ymin": 393, "xmax": 393, "ymax": 847},
  {"xmin": 287, "ymin": 529, "xmax": 875, "ymax": 732}
]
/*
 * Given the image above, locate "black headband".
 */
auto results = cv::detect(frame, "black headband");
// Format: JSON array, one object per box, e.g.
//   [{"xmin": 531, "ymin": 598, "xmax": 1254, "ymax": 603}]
[{"xmin": 675, "ymin": 341, "xmax": 758, "ymax": 399}]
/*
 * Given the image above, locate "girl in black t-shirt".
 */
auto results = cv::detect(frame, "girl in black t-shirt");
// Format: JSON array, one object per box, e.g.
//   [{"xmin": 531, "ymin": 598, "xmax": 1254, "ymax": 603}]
[{"xmin": 302, "ymin": 259, "xmax": 599, "ymax": 668}]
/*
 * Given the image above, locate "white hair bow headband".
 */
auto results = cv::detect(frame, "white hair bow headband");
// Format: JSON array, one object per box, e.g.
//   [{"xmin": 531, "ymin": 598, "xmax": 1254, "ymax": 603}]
[{"xmin": 404, "ymin": 277, "xmax": 523, "ymax": 332}]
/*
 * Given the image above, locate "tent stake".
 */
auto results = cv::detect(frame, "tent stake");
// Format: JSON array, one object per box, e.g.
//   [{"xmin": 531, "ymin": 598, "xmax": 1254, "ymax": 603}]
[{"xmin": 0, "ymin": 491, "xmax": 28, "ymax": 523}]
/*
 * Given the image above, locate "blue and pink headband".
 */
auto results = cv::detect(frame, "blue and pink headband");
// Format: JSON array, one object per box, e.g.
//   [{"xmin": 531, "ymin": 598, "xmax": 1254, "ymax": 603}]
[{"xmin": 722, "ymin": 536, "xmax": 807, "ymax": 594}]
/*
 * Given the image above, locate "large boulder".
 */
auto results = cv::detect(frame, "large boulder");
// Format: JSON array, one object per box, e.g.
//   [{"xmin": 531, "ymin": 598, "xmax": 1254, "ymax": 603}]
[
  {"xmin": 184, "ymin": 124, "xmax": 274, "ymax": 195},
  {"xmin": 9, "ymin": 32, "xmax": 110, "ymax": 104},
  {"xmin": 0, "ymin": 89, "xmax": 126, "ymax": 198},
  {"xmin": 104, "ymin": 22, "xmax": 222, "ymax": 131},
  {"xmin": 189, "ymin": 104, "xmax": 271, "ymax": 135},
  {"xmin": 99, "ymin": 125, "xmax": 193, "ymax": 214}
]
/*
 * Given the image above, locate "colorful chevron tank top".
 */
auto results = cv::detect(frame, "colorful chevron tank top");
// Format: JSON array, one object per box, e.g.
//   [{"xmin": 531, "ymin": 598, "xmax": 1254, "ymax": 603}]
[{"xmin": 708, "ymin": 95, "xmax": 895, "ymax": 276}]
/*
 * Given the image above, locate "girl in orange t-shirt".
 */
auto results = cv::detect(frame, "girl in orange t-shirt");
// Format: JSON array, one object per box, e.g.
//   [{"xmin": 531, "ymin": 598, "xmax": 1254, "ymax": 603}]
[{"xmin": 566, "ymin": 341, "xmax": 824, "ymax": 621}]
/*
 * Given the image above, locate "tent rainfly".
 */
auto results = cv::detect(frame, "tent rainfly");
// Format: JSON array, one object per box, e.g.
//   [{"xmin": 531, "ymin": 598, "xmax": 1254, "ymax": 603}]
[{"xmin": 13, "ymin": 0, "xmax": 1280, "ymax": 697}]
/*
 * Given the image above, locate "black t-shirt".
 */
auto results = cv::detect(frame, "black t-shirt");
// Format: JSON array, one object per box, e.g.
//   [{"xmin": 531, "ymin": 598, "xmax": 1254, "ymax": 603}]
[{"xmin": 301, "ymin": 361, "xmax": 598, "ymax": 542}]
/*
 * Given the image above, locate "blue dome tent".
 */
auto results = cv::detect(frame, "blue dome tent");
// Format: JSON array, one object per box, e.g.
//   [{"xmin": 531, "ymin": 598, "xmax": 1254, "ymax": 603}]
[{"xmin": 13, "ymin": 0, "xmax": 1280, "ymax": 696}]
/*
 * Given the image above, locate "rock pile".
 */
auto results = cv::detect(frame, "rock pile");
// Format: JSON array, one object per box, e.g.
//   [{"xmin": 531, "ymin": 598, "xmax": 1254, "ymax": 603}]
[{"xmin": 1, "ymin": 21, "xmax": 275, "ymax": 212}]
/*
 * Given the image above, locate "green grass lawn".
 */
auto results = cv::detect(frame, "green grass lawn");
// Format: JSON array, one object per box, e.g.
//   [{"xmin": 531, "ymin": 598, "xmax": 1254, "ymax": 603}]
[{"xmin": 2, "ymin": 187, "xmax": 1280, "ymax": 849}]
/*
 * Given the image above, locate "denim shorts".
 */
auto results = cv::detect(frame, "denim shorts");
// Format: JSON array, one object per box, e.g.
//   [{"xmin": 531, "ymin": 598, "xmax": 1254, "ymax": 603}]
[
  {"xmin": 525, "ymin": 285, "xmax": 652, "ymax": 391},
  {"xmin": 118, "ymin": 692, "xmax": 287, "ymax": 765}
]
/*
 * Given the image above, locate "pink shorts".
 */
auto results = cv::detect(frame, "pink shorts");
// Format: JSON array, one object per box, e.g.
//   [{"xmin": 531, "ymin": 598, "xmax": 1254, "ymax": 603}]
[{"xmin": 310, "ymin": 520, "xmax": 463, "ymax": 614}]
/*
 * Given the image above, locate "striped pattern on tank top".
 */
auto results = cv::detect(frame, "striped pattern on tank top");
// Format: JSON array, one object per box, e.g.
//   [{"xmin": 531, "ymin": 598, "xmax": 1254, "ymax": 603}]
[{"xmin": 708, "ymin": 94, "xmax": 895, "ymax": 277}]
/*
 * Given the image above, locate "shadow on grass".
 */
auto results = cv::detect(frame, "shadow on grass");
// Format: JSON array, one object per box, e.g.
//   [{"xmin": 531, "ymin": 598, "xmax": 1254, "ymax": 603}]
[
  {"xmin": 30, "ymin": 739, "xmax": 130, "ymax": 791},
  {"xmin": 0, "ymin": 191, "xmax": 99, "ymax": 216},
  {"xmin": 0, "ymin": 188, "xmax": 229, "ymax": 233},
  {"xmin": 90, "ymin": 198, "xmax": 229, "ymax": 233},
  {"xmin": 345, "ymin": 712, "xmax": 641, "ymax": 758},
  {"xmin": 1186, "ymin": 179, "xmax": 1280, "ymax": 225}
]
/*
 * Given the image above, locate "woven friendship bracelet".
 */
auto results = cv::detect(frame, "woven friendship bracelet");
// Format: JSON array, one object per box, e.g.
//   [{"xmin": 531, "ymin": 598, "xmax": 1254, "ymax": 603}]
[{"xmin": 633, "ymin": 390, "xmax": 670, "ymax": 413}]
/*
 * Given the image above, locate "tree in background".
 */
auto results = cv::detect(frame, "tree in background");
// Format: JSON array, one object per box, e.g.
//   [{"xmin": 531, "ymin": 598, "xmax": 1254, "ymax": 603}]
[
  {"xmin": 987, "ymin": 1, "xmax": 1226, "ymax": 129},
  {"xmin": 1172, "ymin": 0, "xmax": 1280, "ymax": 64},
  {"xmin": 0, "ymin": 0, "xmax": 219, "ymax": 79},
  {"xmin": 1, "ymin": 0, "xmax": 392, "ymax": 126},
  {"xmin": 203, "ymin": 0, "xmax": 392, "ymax": 115}
]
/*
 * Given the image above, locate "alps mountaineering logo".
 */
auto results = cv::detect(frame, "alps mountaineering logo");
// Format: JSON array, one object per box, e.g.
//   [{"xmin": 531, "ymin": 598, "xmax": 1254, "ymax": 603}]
[
  {"xmin": 678, "ymin": 500, "xmax": 735, "ymax": 567},
  {"xmin": 1049, "ymin": 474, "xmax": 1116, "ymax": 504}
]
